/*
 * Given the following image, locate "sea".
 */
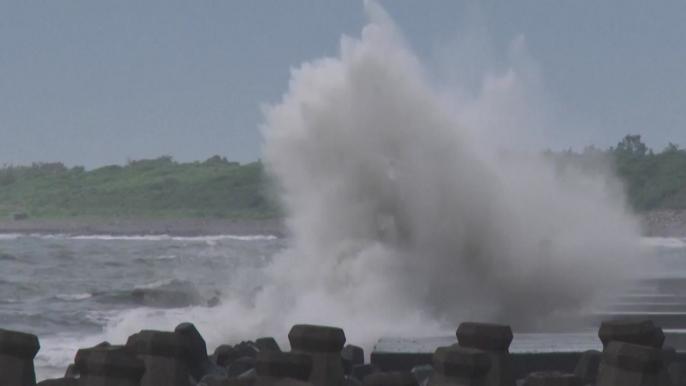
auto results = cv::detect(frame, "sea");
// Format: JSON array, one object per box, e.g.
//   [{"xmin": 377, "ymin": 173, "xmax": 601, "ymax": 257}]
[
  {"xmin": 0, "ymin": 233, "xmax": 685, "ymax": 381},
  {"xmin": 0, "ymin": 233, "xmax": 285, "ymax": 380}
]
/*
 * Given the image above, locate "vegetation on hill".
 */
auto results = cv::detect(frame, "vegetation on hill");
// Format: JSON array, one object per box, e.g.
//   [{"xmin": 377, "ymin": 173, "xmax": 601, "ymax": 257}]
[
  {"xmin": 0, "ymin": 134, "xmax": 684, "ymax": 221},
  {"xmin": 0, "ymin": 156, "xmax": 278, "ymax": 220},
  {"xmin": 547, "ymin": 135, "xmax": 686, "ymax": 212}
]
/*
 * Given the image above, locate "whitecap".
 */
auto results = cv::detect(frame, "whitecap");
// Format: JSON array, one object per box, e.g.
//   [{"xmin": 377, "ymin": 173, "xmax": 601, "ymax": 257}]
[
  {"xmin": 0, "ymin": 233, "xmax": 23, "ymax": 240},
  {"xmin": 55, "ymin": 293, "xmax": 92, "ymax": 301},
  {"xmin": 640, "ymin": 237, "xmax": 686, "ymax": 249}
]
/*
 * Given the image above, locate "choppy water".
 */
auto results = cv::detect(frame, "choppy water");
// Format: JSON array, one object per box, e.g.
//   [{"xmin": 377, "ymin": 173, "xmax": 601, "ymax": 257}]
[
  {"xmin": 0, "ymin": 234, "xmax": 685, "ymax": 381},
  {"xmin": 0, "ymin": 233, "xmax": 285, "ymax": 380}
]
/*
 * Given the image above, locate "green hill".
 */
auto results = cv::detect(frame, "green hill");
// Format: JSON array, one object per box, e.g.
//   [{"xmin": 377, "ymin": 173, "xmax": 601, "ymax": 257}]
[
  {"xmin": 0, "ymin": 156, "xmax": 278, "ymax": 221},
  {"xmin": 0, "ymin": 134, "xmax": 685, "ymax": 222},
  {"xmin": 547, "ymin": 134, "xmax": 686, "ymax": 212}
]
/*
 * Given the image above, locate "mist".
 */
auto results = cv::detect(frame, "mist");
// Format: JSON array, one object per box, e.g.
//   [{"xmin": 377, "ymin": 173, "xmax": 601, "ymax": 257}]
[{"xmin": 101, "ymin": 1, "xmax": 644, "ymax": 351}]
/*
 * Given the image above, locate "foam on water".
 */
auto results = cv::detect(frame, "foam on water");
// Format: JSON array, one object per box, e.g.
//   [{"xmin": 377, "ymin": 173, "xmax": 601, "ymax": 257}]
[
  {"xmin": 640, "ymin": 237, "xmax": 686, "ymax": 249},
  {"xmin": 55, "ymin": 293, "xmax": 93, "ymax": 301},
  {"xmin": 24, "ymin": 234, "xmax": 279, "ymax": 242}
]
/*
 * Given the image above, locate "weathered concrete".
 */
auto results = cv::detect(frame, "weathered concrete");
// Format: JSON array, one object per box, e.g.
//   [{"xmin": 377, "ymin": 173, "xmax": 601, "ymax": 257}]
[
  {"xmin": 669, "ymin": 362, "xmax": 686, "ymax": 386},
  {"xmin": 411, "ymin": 364, "xmax": 435, "ymax": 385},
  {"xmin": 353, "ymin": 364, "xmax": 381, "ymax": 383},
  {"xmin": 596, "ymin": 341, "xmax": 663, "ymax": 386},
  {"xmin": 254, "ymin": 351, "xmax": 314, "ymax": 386},
  {"xmin": 660, "ymin": 346, "xmax": 676, "ymax": 386},
  {"xmin": 288, "ymin": 324, "xmax": 346, "ymax": 386},
  {"xmin": 175, "ymin": 322, "xmax": 225, "ymax": 382},
  {"xmin": 456, "ymin": 323, "xmax": 515, "ymax": 386},
  {"xmin": 214, "ymin": 345, "xmax": 241, "ymax": 367},
  {"xmin": 522, "ymin": 372, "xmax": 582, "ymax": 386},
  {"xmin": 0, "ymin": 328, "xmax": 40, "ymax": 386},
  {"xmin": 126, "ymin": 329, "xmax": 192, "ymax": 386},
  {"xmin": 342, "ymin": 345, "xmax": 364, "ymax": 375},
  {"xmin": 362, "ymin": 371, "xmax": 418, "ymax": 386},
  {"xmin": 36, "ymin": 379, "xmax": 78, "ymax": 386},
  {"xmin": 235, "ymin": 341, "xmax": 260, "ymax": 359},
  {"xmin": 427, "ymin": 345, "xmax": 491, "ymax": 386},
  {"xmin": 256, "ymin": 338, "xmax": 282, "ymax": 353},
  {"xmin": 572, "ymin": 350, "xmax": 601, "ymax": 385},
  {"xmin": 228, "ymin": 357, "xmax": 257, "ymax": 378},
  {"xmin": 598, "ymin": 320, "xmax": 664, "ymax": 349},
  {"xmin": 74, "ymin": 344, "xmax": 145, "ymax": 386}
]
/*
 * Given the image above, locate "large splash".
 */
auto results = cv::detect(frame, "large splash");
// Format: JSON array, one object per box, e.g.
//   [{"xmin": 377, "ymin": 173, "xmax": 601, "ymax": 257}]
[
  {"xmin": 258, "ymin": 3, "xmax": 642, "ymax": 339},
  {"xmin": 99, "ymin": 2, "xmax": 643, "ymax": 353}
]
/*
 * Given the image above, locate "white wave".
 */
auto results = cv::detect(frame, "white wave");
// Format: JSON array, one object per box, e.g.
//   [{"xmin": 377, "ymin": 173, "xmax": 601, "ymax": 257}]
[
  {"xmin": 154, "ymin": 254, "xmax": 177, "ymax": 260},
  {"xmin": 0, "ymin": 233, "xmax": 23, "ymax": 240},
  {"xmin": 640, "ymin": 237, "xmax": 686, "ymax": 249},
  {"xmin": 46, "ymin": 234, "xmax": 278, "ymax": 242},
  {"xmin": 34, "ymin": 333, "xmax": 104, "ymax": 381},
  {"xmin": 133, "ymin": 278, "xmax": 175, "ymax": 290},
  {"xmin": 55, "ymin": 293, "xmax": 92, "ymax": 301}
]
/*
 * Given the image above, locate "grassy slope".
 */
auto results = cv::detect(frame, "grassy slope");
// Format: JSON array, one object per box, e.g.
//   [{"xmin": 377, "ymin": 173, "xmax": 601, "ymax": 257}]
[
  {"xmin": 1, "ymin": 134, "xmax": 686, "ymax": 221},
  {"xmin": 0, "ymin": 158, "xmax": 278, "ymax": 221}
]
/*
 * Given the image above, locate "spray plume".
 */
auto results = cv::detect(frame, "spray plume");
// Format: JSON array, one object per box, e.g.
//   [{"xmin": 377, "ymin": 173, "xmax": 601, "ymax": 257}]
[{"xmin": 103, "ymin": 1, "xmax": 644, "ymax": 352}]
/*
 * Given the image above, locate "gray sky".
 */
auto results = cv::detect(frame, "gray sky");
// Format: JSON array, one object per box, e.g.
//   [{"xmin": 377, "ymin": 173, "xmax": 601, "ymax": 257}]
[{"xmin": 1, "ymin": 1, "xmax": 685, "ymax": 168}]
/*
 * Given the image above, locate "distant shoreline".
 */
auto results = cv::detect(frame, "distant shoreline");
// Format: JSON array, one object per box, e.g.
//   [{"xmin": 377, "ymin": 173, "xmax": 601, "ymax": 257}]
[
  {"xmin": 0, "ymin": 209, "xmax": 684, "ymax": 239},
  {"xmin": 0, "ymin": 218, "xmax": 288, "ymax": 238}
]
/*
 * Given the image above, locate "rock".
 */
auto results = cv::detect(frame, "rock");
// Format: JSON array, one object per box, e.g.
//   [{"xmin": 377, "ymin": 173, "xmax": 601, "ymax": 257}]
[
  {"xmin": 455, "ymin": 322, "xmax": 515, "ymax": 386},
  {"xmin": 669, "ymin": 363, "xmax": 686, "ymax": 386},
  {"xmin": 598, "ymin": 320, "xmax": 664, "ymax": 349},
  {"xmin": 175, "ymin": 322, "xmax": 226, "ymax": 382},
  {"xmin": 126, "ymin": 329, "xmax": 192, "ymax": 386},
  {"xmin": 199, "ymin": 373, "xmax": 254, "ymax": 386},
  {"xmin": 342, "ymin": 345, "xmax": 364, "ymax": 375},
  {"xmin": 363, "ymin": 371, "xmax": 418, "ymax": 386},
  {"xmin": 235, "ymin": 341, "xmax": 260, "ymax": 359},
  {"xmin": 411, "ymin": 365, "xmax": 434, "ymax": 385},
  {"xmin": 288, "ymin": 324, "xmax": 346, "ymax": 386},
  {"xmin": 353, "ymin": 364, "xmax": 381, "ymax": 383},
  {"xmin": 344, "ymin": 375, "xmax": 363, "ymax": 386},
  {"xmin": 213, "ymin": 345, "xmax": 241, "ymax": 367},
  {"xmin": 596, "ymin": 341, "xmax": 663, "ymax": 386},
  {"xmin": 0, "ymin": 328, "xmax": 40, "ymax": 386},
  {"xmin": 573, "ymin": 350, "xmax": 601, "ymax": 385},
  {"xmin": 36, "ymin": 380, "xmax": 78, "ymax": 386},
  {"xmin": 255, "ymin": 351, "xmax": 313, "ymax": 385},
  {"xmin": 239, "ymin": 368, "xmax": 258, "ymax": 385},
  {"xmin": 427, "ymin": 345, "xmax": 491, "ymax": 386},
  {"xmin": 198, "ymin": 373, "xmax": 227, "ymax": 386},
  {"xmin": 660, "ymin": 347, "xmax": 676, "ymax": 386},
  {"xmin": 255, "ymin": 338, "xmax": 282, "ymax": 353},
  {"xmin": 228, "ymin": 357, "xmax": 257, "ymax": 378},
  {"xmin": 523, "ymin": 372, "xmax": 582, "ymax": 386},
  {"xmin": 74, "ymin": 344, "xmax": 145, "ymax": 386},
  {"xmin": 64, "ymin": 364, "xmax": 78, "ymax": 378}
]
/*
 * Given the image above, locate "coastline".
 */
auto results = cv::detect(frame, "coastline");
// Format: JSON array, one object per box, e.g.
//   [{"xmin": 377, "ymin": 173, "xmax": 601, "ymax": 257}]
[
  {"xmin": 0, "ymin": 218, "xmax": 288, "ymax": 238},
  {"xmin": 0, "ymin": 209, "xmax": 684, "ymax": 239}
]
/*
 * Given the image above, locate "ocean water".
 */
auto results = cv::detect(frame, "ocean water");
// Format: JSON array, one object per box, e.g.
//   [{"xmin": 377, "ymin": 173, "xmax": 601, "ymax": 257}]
[
  {"xmin": 0, "ymin": 234, "xmax": 685, "ymax": 381},
  {"xmin": 0, "ymin": 233, "xmax": 285, "ymax": 380}
]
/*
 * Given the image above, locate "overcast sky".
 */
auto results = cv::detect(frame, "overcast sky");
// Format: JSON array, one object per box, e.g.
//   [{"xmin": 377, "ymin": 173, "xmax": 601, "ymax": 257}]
[{"xmin": 1, "ymin": 1, "xmax": 685, "ymax": 168}]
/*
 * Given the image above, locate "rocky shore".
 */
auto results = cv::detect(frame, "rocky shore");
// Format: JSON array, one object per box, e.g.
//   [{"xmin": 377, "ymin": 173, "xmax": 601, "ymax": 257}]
[{"xmin": 3, "ymin": 319, "xmax": 684, "ymax": 385}]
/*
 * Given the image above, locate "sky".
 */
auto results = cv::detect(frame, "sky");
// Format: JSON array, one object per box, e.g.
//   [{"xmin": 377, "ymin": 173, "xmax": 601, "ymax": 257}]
[{"xmin": 1, "ymin": 1, "xmax": 685, "ymax": 168}]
